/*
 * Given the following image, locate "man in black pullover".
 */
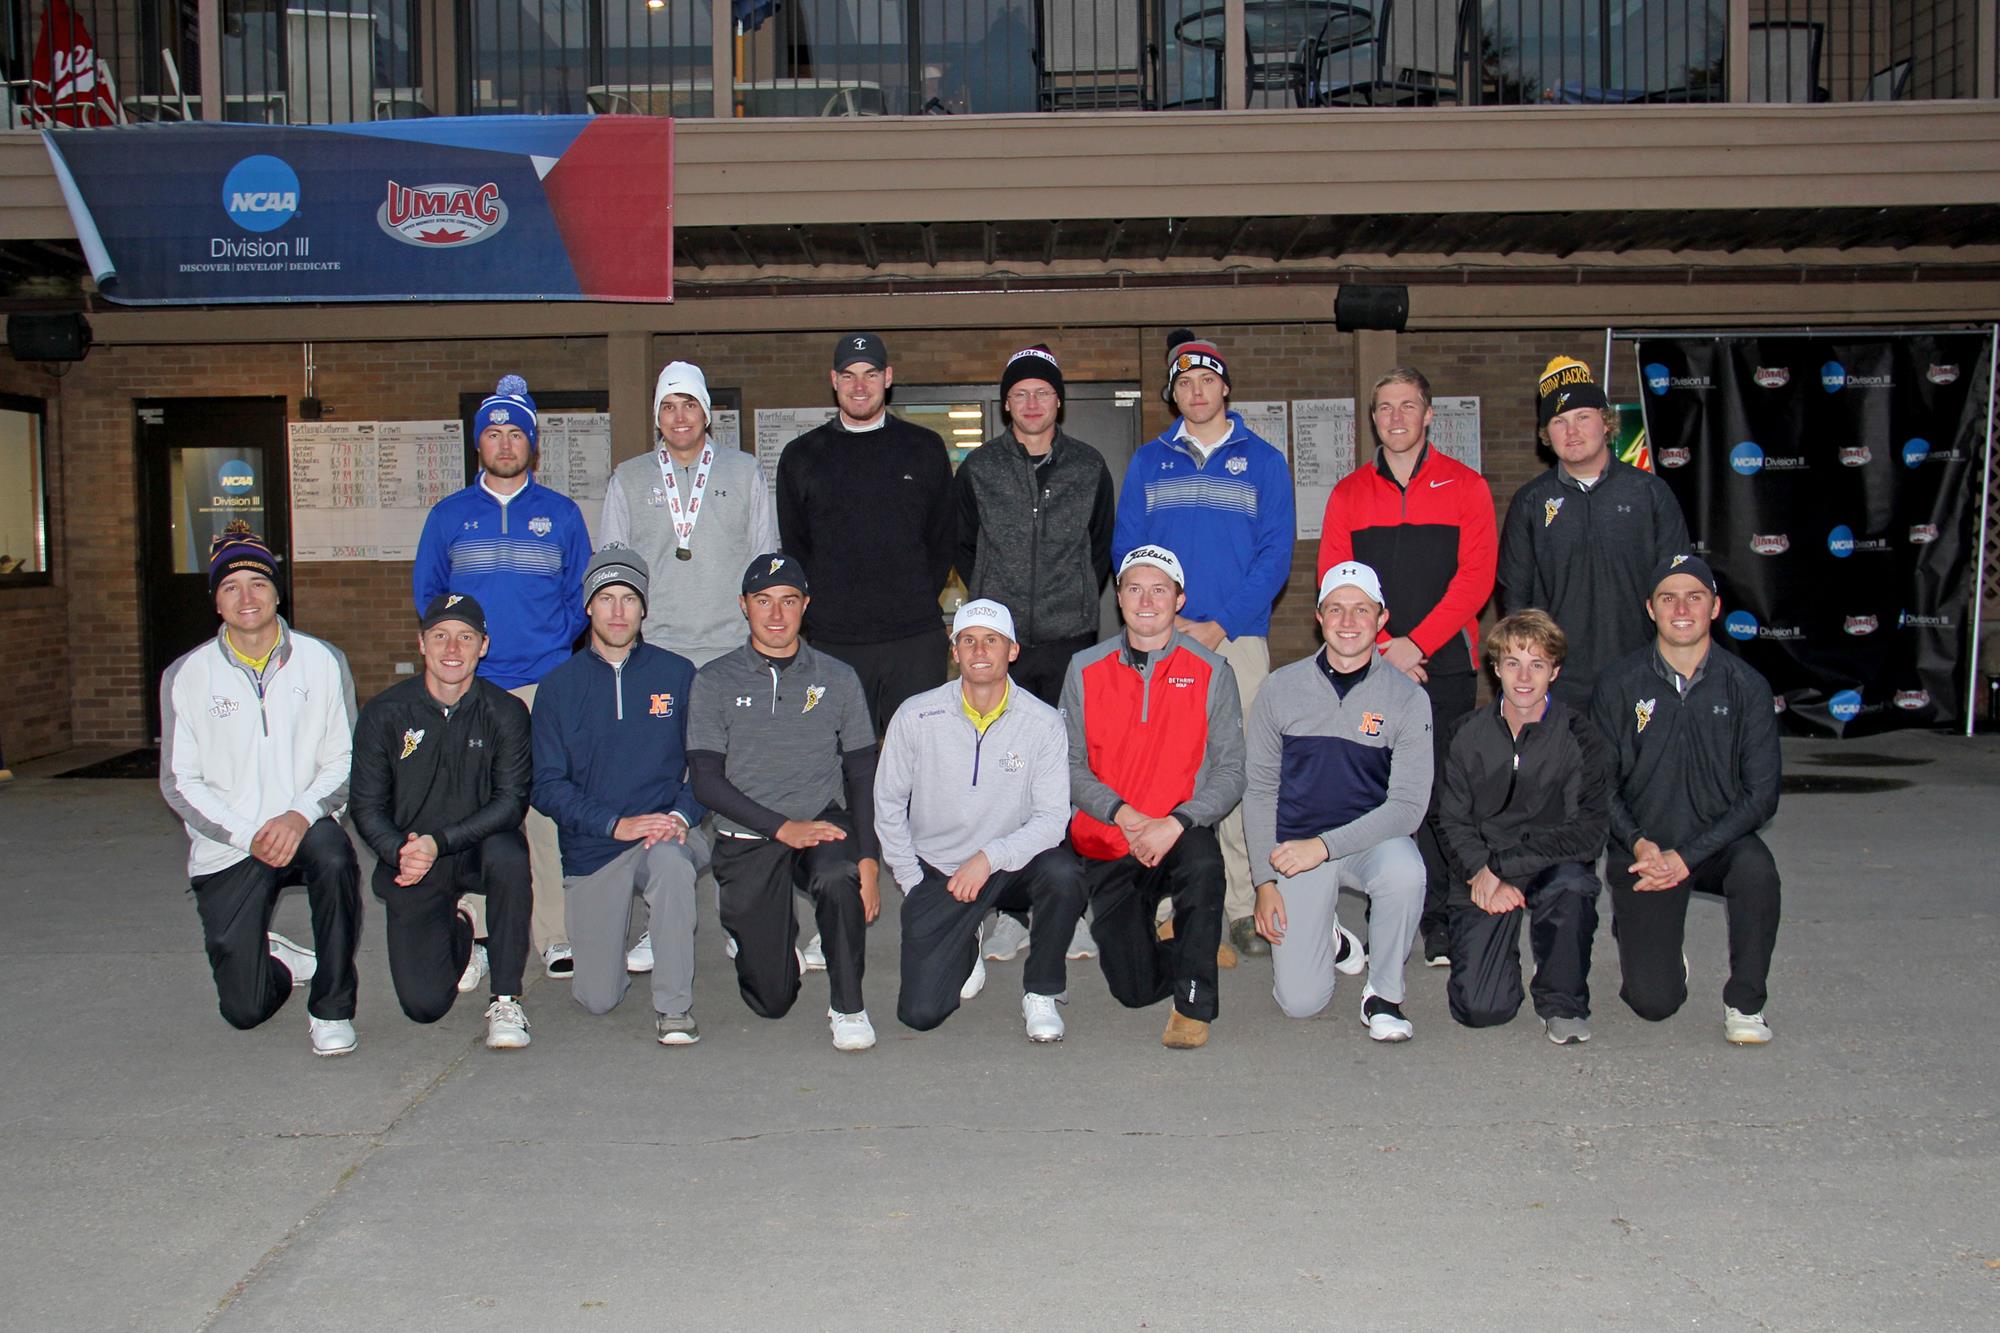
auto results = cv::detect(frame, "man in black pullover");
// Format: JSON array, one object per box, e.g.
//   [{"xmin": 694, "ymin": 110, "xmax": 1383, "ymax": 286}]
[
  {"xmin": 777, "ymin": 331, "xmax": 955, "ymax": 735},
  {"xmin": 1437, "ymin": 610, "xmax": 1608, "ymax": 1044},
  {"xmin": 1499, "ymin": 356, "xmax": 1690, "ymax": 710},
  {"xmin": 1591, "ymin": 554, "xmax": 1783, "ymax": 1045},
  {"xmin": 350, "ymin": 594, "xmax": 536, "ymax": 1050}
]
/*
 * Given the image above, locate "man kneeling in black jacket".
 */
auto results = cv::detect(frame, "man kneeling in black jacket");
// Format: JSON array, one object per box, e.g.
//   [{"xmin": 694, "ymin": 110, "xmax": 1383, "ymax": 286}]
[
  {"xmin": 1437, "ymin": 610, "xmax": 1609, "ymax": 1045},
  {"xmin": 351, "ymin": 594, "xmax": 536, "ymax": 1050}
]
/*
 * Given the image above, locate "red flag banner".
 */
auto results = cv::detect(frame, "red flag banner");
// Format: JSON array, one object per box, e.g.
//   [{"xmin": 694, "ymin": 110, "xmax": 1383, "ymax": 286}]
[{"xmin": 29, "ymin": 0, "xmax": 122, "ymax": 127}]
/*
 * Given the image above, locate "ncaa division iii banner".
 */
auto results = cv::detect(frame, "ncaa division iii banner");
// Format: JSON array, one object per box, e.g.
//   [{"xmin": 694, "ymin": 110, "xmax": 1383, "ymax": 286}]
[{"xmin": 1636, "ymin": 333, "xmax": 1992, "ymax": 737}]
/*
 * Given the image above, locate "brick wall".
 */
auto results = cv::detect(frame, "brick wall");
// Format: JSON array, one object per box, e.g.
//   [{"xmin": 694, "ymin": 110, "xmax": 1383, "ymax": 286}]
[{"xmin": 0, "ymin": 356, "xmax": 68, "ymax": 761}]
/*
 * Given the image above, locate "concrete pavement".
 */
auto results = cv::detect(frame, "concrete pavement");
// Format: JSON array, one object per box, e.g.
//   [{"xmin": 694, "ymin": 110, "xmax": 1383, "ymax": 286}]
[{"xmin": 1, "ymin": 729, "xmax": 1996, "ymax": 1330}]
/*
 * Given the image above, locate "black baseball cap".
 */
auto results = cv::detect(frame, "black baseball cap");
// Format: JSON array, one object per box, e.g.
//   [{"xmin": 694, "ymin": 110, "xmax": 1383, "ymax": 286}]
[
  {"xmin": 741, "ymin": 552, "xmax": 809, "ymax": 597},
  {"xmin": 833, "ymin": 332, "xmax": 888, "ymax": 371},
  {"xmin": 420, "ymin": 593, "xmax": 488, "ymax": 635},
  {"xmin": 1648, "ymin": 553, "xmax": 1718, "ymax": 596}
]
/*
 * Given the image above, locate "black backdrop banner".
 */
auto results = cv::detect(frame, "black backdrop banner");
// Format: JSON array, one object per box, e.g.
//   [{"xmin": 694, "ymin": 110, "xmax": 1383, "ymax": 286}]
[{"xmin": 1636, "ymin": 332, "xmax": 1993, "ymax": 737}]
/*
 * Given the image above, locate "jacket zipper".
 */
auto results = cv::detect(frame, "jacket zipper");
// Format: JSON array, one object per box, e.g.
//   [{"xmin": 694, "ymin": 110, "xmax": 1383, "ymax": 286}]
[{"xmin": 612, "ymin": 657, "xmax": 625, "ymax": 720}]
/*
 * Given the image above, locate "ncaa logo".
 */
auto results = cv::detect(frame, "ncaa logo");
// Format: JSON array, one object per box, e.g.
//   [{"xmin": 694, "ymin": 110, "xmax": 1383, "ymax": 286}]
[
  {"xmin": 1820, "ymin": 361, "xmax": 1847, "ymax": 391},
  {"xmin": 1724, "ymin": 611, "xmax": 1758, "ymax": 641},
  {"xmin": 1729, "ymin": 442, "xmax": 1765, "ymax": 475},
  {"xmin": 1827, "ymin": 525, "xmax": 1857, "ymax": 557},
  {"xmin": 1827, "ymin": 690, "xmax": 1863, "ymax": 722},
  {"xmin": 218, "ymin": 461, "xmax": 255, "ymax": 492},
  {"xmin": 1901, "ymin": 438, "xmax": 1930, "ymax": 468},
  {"xmin": 222, "ymin": 155, "xmax": 300, "ymax": 233},
  {"xmin": 1643, "ymin": 363, "xmax": 1672, "ymax": 396}
]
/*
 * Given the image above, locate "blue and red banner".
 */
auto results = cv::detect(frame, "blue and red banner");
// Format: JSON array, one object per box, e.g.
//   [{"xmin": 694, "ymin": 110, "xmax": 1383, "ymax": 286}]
[{"xmin": 44, "ymin": 116, "xmax": 672, "ymax": 304}]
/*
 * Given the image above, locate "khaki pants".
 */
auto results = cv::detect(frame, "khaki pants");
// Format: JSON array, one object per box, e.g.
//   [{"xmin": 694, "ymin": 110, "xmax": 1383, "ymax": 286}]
[
  {"xmin": 1216, "ymin": 633, "xmax": 1269, "ymax": 926},
  {"xmin": 461, "ymin": 681, "xmax": 568, "ymax": 957}
]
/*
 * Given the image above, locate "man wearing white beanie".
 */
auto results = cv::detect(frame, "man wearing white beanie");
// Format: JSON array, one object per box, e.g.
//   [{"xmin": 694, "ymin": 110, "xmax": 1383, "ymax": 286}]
[{"xmin": 603, "ymin": 360, "xmax": 778, "ymax": 668}]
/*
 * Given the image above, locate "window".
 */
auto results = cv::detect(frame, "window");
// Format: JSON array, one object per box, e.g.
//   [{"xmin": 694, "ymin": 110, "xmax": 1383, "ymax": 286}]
[{"xmin": 0, "ymin": 394, "xmax": 49, "ymax": 584}]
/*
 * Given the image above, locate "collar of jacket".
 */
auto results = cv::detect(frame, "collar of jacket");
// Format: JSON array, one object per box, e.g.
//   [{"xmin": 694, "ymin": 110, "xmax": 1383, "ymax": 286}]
[
  {"xmin": 1164, "ymin": 410, "xmax": 1249, "ymax": 461},
  {"xmin": 1555, "ymin": 455, "xmax": 1626, "ymax": 493},
  {"xmin": 1373, "ymin": 441, "xmax": 1433, "ymax": 487},
  {"xmin": 211, "ymin": 616, "xmax": 294, "ymax": 673},
  {"xmin": 1649, "ymin": 644, "xmax": 1712, "ymax": 692},
  {"xmin": 1119, "ymin": 628, "xmax": 1185, "ymax": 671},
  {"xmin": 985, "ymin": 428, "xmax": 1073, "ymax": 463}
]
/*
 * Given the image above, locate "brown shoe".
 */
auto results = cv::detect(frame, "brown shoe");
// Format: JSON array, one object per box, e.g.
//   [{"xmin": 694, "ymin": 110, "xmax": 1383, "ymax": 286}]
[
  {"xmin": 1216, "ymin": 938, "xmax": 1238, "ymax": 969},
  {"xmin": 1162, "ymin": 1009, "xmax": 1210, "ymax": 1049}
]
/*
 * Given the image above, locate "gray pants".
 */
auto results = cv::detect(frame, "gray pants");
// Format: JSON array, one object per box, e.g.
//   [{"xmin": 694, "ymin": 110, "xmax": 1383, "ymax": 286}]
[
  {"xmin": 1270, "ymin": 837, "xmax": 1423, "ymax": 1015},
  {"xmin": 564, "ymin": 831, "xmax": 710, "ymax": 1018}
]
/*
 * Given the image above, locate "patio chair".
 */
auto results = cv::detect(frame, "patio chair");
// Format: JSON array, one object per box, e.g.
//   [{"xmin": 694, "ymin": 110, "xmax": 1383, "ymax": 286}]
[
  {"xmin": 1865, "ymin": 59, "xmax": 1910, "ymax": 101},
  {"xmin": 1746, "ymin": 19, "xmax": 1826, "ymax": 103}
]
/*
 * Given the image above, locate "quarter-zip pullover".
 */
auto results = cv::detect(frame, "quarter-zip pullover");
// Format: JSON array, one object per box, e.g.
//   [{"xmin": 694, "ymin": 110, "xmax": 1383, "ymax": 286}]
[
  {"xmin": 1498, "ymin": 458, "xmax": 1689, "ymax": 705},
  {"xmin": 1061, "ymin": 630, "xmax": 1246, "ymax": 861},
  {"xmin": 1318, "ymin": 443, "xmax": 1498, "ymax": 676},
  {"xmin": 1435, "ymin": 696, "xmax": 1609, "ymax": 885},
  {"xmin": 412, "ymin": 475, "xmax": 591, "ymax": 688},
  {"xmin": 873, "ymin": 680, "xmax": 1070, "ymax": 891},
  {"xmin": 349, "ymin": 675, "xmax": 532, "ymax": 864},
  {"xmin": 160, "ymin": 619, "xmax": 357, "ymax": 877},
  {"xmin": 1590, "ymin": 643, "xmax": 1782, "ymax": 867},
  {"xmin": 530, "ymin": 641, "xmax": 705, "ymax": 877}
]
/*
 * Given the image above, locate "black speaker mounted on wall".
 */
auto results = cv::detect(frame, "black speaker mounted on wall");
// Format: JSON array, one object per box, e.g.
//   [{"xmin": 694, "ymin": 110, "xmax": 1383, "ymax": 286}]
[
  {"xmin": 7, "ymin": 312, "xmax": 93, "ymax": 362},
  {"xmin": 1335, "ymin": 284, "xmax": 1409, "ymax": 333}
]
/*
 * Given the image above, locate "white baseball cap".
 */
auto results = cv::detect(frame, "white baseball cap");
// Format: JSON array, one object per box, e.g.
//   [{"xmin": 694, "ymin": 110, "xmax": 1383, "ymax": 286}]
[
  {"xmin": 1117, "ymin": 544, "xmax": 1185, "ymax": 587},
  {"xmin": 951, "ymin": 598, "xmax": 1017, "ymax": 642},
  {"xmin": 1317, "ymin": 560, "xmax": 1385, "ymax": 606}
]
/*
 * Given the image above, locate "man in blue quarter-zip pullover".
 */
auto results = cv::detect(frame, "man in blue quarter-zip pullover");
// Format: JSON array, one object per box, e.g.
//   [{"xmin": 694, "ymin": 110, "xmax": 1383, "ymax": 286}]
[
  {"xmin": 877, "ymin": 599, "xmax": 1084, "ymax": 1042},
  {"xmin": 531, "ymin": 547, "xmax": 710, "ymax": 1045},
  {"xmin": 1246, "ymin": 561, "xmax": 1433, "ymax": 1044},
  {"xmin": 413, "ymin": 374, "xmax": 591, "ymax": 979},
  {"xmin": 1114, "ymin": 329, "xmax": 1294, "ymax": 965}
]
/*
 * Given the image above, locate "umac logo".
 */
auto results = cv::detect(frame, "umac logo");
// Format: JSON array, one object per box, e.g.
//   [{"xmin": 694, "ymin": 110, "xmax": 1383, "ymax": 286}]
[
  {"xmin": 379, "ymin": 181, "xmax": 509, "ymax": 248},
  {"xmin": 222, "ymin": 155, "xmax": 299, "ymax": 233},
  {"xmin": 1749, "ymin": 533, "xmax": 1790, "ymax": 555},
  {"xmin": 1753, "ymin": 367, "xmax": 1791, "ymax": 389},
  {"xmin": 1658, "ymin": 447, "xmax": 1691, "ymax": 469}
]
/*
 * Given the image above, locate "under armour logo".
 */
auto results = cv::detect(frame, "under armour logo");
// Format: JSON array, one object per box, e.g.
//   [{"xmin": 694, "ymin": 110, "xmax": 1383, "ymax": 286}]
[{"xmin": 734, "ymin": 695, "xmax": 753, "ymax": 707}]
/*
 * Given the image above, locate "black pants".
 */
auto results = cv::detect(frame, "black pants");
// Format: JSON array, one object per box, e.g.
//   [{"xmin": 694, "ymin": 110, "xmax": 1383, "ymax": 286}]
[
  {"xmin": 1446, "ymin": 861, "xmax": 1599, "ymax": 1027},
  {"xmin": 825, "ymin": 625, "xmax": 949, "ymax": 738},
  {"xmin": 1416, "ymin": 670, "xmax": 1479, "ymax": 940},
  {"xmin": 1012, "ymin": 634, "xmax": 1097, "ymax": 708},
  {"xmin": 712, "ymin": 802, "xmax": 866, "ymax": 1017},
  {"xmin": 1608, "ymin": 833, "xmax": 1782, "ymax": 1020},
  {"xmin": 897, "ymin": 845, "xmax": 1087, "ymax": 1031},
  {"xmin": 1082, "ymin": 826, "xmax": 1224, "ymax": 1023},
  {"xmin": 371, "ymin": 828, "xmax": 530, "ymax": 1023},
  {"xmin": 189, "ymin": 817, "xmax": 360, "ymax": 1029}
]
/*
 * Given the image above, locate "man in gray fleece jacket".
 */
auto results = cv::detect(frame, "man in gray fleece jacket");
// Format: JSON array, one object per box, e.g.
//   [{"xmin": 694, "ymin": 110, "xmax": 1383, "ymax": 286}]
[
  {"xmin": 878, "ymin": 599, "xmax": 1085, "ymax": 1041},
  {"xmin": 1246, "ymin": 561, "xmax": 1434, "ymax": 1043}
]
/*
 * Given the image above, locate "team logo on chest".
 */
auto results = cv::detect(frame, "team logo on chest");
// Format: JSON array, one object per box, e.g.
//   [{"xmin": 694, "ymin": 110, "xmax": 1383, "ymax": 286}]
[
  {"xmin": 649, "ymin": 692, "xmax": 675, "ymax": 717},
  {"xmin": 1225, "ymin": 455, "xmax": 1248, "ymax": 475},
  {"xmin": 209, "ymin": 695, "xmax": 239, "ymax": 719},
  {"xmin": 528, "ymin": 515, "xmax": 552, "ymax": 537},
  {"xmin": 804, "ymin": 684, "xmax": 826, "ymax": 713},
  {"xmin": 1544, "ymin": 497, "xmax": 1564, "ymax": 527},
  {"xmin": 400, "ymin": 728, "xmax": 426, "ymax": 759},
  {"xmin": 1358, "ymin": 712, "xmax": 1385, "ymax": 737},
  {"xmin": 1634, "ymin": 699, "xmax": 1656, "ymax": 734},
  {"xmin": 1002, "ymin": 752, "xmax": 1025, "ymax": 773}
]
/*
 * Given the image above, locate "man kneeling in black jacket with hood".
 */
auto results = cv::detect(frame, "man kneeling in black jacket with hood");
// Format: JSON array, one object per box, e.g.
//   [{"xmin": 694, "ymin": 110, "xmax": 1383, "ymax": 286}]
[
  {"xmin": 1437, "ymin": 610, "xmax": 1609, "ymax": 1045},
  {"xmin": 351, "ymin": 593, "xmax": 536, "ymax": 1050}
]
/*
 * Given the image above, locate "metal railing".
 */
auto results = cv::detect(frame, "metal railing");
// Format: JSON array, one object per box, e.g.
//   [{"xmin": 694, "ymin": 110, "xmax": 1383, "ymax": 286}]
[{"xmin": 4, "ymin": 0, "xmax": 1992, "ymax": 125}]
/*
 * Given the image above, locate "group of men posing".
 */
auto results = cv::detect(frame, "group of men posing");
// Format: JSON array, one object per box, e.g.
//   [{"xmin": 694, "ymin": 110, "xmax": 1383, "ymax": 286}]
[{"xmin": 160, "ymin": 331, "xmax": 1783, "ymax": 1058}]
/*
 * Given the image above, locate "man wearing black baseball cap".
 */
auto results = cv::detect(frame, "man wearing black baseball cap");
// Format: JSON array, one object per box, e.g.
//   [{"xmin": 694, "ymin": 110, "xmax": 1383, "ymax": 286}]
[
  {"xmin": 775, "ymin": 332, "xmax": 955, "ymax": 735},
  {"xmin": 350, "ymin": 594, "xmax": 537, "ymax": 1049},
  {"xmin": 687, "ymin": 553, "xmax": 884, "ymax": 1051},
  {"xmin": 1499, "ymin": 355, "xmax": 1690, "ymax": 709},
  {"xmin": 1590, "ymin": 553, "xmax": 1784, "ymax": 1045}
]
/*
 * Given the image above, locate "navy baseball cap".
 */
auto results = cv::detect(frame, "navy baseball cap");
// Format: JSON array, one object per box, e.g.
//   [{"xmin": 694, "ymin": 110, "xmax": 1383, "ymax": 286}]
[
  {"xmin": 1648, "ymin": 552, "xmax": 1718, "ymax": 596},
  {"xmin": 742, "ymin": 552, "xmax": 809, "ymax": 597}
]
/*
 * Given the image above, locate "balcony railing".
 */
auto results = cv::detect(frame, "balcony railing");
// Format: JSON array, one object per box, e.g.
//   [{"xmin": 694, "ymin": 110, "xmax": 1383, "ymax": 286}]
[{"xmin": 4, "ymin": 0, "xmax": 1993, "ymax": 126}]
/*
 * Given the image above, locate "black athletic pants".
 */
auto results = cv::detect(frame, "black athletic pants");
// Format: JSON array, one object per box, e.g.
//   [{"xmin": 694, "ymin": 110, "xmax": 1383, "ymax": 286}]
[
  {"xmin": 371, "ymin": 828, "xmax": 530, "ymax": 1023},
  {"xmin": 826, "ymin": 625, "xmax": 950, "ymax": 739},
  {"xmin": 1608, "ymin": 833, "xmax": 1781, "ymax": 1020},
  {"xmin": 897, "ymin": 845, "xmax": 1087, "ymax": 1031},
  {"xmin": 189, "ymin": 816, "xmax": 360, "ymax": 1029},
  {"xmin": 1082, "ymin": 826, "xmax": 1224, "ymax": 1023},
  {"xmin": 1012, "ymin": 634, "xmax": 1097, "ymax": 708},
  {"xmin": 1417, "ymin": 670, "xmax": 1479, "ymax": 941},
  {"xmin": 712, "ymin": 802, "xmax": 866, "ymax": 1017},
  {"xmin": 1446, "ymin": 861, "xmax": 1599, "ymax": 1027}
]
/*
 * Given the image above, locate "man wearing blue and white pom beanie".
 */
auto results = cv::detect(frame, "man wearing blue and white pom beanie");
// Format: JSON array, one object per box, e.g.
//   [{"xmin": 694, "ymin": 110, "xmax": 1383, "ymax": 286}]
[{"xmin": 414, "ymin": 374, "xmax": 592, "ymax": 982}]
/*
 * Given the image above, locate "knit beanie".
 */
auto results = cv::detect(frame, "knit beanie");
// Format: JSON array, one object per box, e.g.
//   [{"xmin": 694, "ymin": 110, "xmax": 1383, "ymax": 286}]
[
  {"xmin": 208, "ymin": 526, "xmax": 281, "ymax": 593},
  {"xmin": 1000, "ymin": 344, "xmax": 1065, "ymax": 403},
  {"xmin": 653, "ymin": 361, "xmax": 713, "ymax": 429},
  {"xmin": 1163, "ymin": 328, "xmax": 1229, "ymax": 404},
  {"xmin": 1536, "ymin": 355, "xmax": 1609, "ymax": 427},
  {"xmin": 474, "ymin": 374, "xmax": 539, "ymax": 449}
]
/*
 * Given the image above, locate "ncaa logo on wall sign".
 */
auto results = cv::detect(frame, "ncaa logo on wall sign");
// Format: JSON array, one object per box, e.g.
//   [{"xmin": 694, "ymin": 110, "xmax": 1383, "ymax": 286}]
[
  {"xmin": 1827, "ymin": 525, "xmax": 1857, "ymax": 557},
  {"xmin": 1729, "ymin": 442, "xmax": 1765, "ymax": 475},
  {"xmin": 222, "ymin": 156, "xmax": 300, "ymax": 233},
  {"xmin": 1820, "ymin": 361, "xmax": 1847, "ymax": 391},
  {"xmin": 379, "ymin": 181, "xmax": 509, "ymax": 248},
  {"xmin": 1724, "ymin": 611, "xmax": 1758, "ymax": 641},
  {"xmin": 218, "ymin": 461, "xmax": 255, "ymax": 492},
  {"xmin": 1901, "ymin": 438, "xmax": 1931, "ymax": 468},
  {"xmin": 1827, "ymin": 690, "xmax": 1864, "ymax": 722}
]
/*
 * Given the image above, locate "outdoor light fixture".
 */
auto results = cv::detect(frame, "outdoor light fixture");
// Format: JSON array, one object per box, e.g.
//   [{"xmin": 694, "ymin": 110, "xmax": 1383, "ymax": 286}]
[{"xmin": 646, "ymin": 0, "xmax": 665, "ymax": 9}]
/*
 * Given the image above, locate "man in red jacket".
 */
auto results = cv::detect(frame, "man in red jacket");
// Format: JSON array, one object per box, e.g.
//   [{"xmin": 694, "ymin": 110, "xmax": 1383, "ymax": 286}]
[{"xmin": 1318, "ymin": 366, "xmax": 1497, "ymax": 968}]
